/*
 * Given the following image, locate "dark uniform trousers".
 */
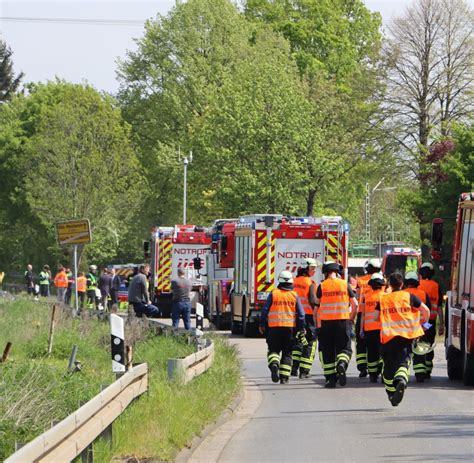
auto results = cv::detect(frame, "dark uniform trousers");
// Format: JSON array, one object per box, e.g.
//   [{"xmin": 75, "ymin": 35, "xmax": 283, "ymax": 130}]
[
  {"xmin": 292, "ymin": 314, "xmax": 317, "ymax": 375},
  {"xmin": 413, "ymin": 323, "xmax": 436, "ymax": 376},
  {"xmin": 364, "ymin": 329, "xmax": 382, "ymax": 377},
  {"xmin": 381, "ymin": 336, "xmax": 412, "ymax": 397},
  {"xmin": 318, "ymin": 319, "xmax": 352, "ymax": 381},
  {"xmin": 355, "ymin": 312, "xmax": 368, "ymax": 372},
  {"xmin": 267, "ymin": 327, "xmax": 295, "ymax": 380}
]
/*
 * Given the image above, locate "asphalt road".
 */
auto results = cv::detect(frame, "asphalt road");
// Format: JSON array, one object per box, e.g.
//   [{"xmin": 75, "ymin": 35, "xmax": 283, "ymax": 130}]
[{"xmin": 215, "ymin": 336, "xmax": 473, "ymax": 463}]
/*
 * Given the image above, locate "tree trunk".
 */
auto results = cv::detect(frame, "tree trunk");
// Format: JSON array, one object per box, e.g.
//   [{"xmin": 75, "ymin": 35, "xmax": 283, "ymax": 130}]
[{"xmin": 306, "ymin": 189, "xmax": 316, "ymax": 216}]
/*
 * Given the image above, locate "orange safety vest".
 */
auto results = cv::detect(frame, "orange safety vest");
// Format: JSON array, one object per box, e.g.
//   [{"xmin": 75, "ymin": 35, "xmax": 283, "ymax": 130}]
[
  {"xmin": 54, "ymin": 271, "xmax": 68, "ymax": 288},
  {"xmin": 363, "ymin": 289, "xmax": 382, "ymax": 331},
  {"xmin": 379, "ymin": 291, "xmax": 424, "ymax": 344},
  {"xmin": 267, "ymin": 289, "xmax": 297, "ymax": 328},
  {"xmin": 77, "ymin": 276, "xmax": 87, "ymax": 293},
  {"xmin": 319, "ymin": 278, "xmax": 351, "ymax": 321},
  {"xmin": 356, "ymin": 274, "xmax": 371, "ymax": 313},
  {"xmin": 419, "ymin": 279, "xmax": 440, "ymax": 320},
  {"xmin": 293, "ymin": 276, "xmax": 313, "ymax": 315}
]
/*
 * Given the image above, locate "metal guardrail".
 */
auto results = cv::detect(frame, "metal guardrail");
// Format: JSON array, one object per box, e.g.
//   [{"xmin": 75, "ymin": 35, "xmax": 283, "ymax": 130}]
[
  {"xmin": 168, "ymin": 338, "xmax": 215, "ymax": 384},
  {"xmin": 5, "ymin": 363, "xmax": 148, "ymax": 463}
]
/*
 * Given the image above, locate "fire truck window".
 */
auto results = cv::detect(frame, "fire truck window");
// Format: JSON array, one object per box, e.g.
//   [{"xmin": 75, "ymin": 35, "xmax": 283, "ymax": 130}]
[
  {"xmin": 459, "ymin": 208, "xmax": 473, "ymax": 308},
  {"xmin": 221, "ymin": 236, "xmax": 228, "ymax": 254},
  {"xmin": 384, "ymin": 255, "xmax": 406, "ymax": 277}
]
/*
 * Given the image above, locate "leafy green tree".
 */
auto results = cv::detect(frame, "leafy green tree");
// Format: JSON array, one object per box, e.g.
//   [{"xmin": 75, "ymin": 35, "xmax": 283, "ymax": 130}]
[
  {"xmin": 0, "ymin": 40, "xmax": 24, "ymax": 103},
  {"xmin": 0, "ymin": 81, "xmax": 143, "ymax": 270}
]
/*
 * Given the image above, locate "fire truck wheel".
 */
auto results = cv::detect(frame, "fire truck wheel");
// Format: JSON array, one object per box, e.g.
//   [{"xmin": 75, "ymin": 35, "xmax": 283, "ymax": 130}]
[
  {"xmin": 462, "ymin": 351, "xmax": 474, "ymax": 386},
  {"xmin": 446, "ymin": 345, "xmax": 463, "ymax": 380}
]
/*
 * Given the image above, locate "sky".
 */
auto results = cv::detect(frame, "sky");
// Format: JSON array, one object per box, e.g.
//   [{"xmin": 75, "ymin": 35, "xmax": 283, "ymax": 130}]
[{"xmin": 0, "ymin": 0, "xmax": 469, "ymax": 94}]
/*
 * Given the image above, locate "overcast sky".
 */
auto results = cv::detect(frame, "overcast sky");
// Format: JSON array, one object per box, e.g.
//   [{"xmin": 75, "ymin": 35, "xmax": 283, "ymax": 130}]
[{"xmin": 1, "ymin": 1, "xmax": 471, "ymax": 94}]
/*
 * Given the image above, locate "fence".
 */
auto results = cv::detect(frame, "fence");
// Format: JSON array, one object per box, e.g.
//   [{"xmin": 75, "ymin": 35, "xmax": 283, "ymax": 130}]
[{"xmin": 5, "ymin": 363, "xmax": 148, "ymax": 463}]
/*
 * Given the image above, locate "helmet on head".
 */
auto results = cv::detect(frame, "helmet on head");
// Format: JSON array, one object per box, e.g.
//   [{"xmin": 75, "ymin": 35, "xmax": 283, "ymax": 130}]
[
  {"xmin": 302, "ymin": 258, "xmax": 318, "ymax": 269},
  {"xmin": 364, "ymin": 258, "xmax": 382, "ymax": 273},
  {"xmin": 419, "ymin": 262, "xmax": 435, "ymax": 278},
  {"xmin": 412, "ymin": 339, "xmax": 435, "ymax": 356},
  {"xmin": 368, "ymin": 272, "xmax": 385, "ymax": 288},
  {"xmin": 278, "ymin": 270, "xmax": 294, "ymax": 284},
  {"xmin": 89, "ymin": 264, "xmax": 97, "ymax": 271},
  {"xmin": 322, "ymin": 261, "xmax": 339, "ymax": 274},
  {"xmin": 404, "ymin": 271, "xmax": 419, "ymax": 281}
]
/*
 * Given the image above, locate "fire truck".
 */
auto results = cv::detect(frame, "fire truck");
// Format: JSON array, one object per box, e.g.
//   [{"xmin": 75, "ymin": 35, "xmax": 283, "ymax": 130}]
[
  {"xmin": 231, "ymin": 215, "xmax": 349, "ymax": 336},
  {"xmin": 149, "ymin": 225, "xmax": 211, "ymax": 316},
  {"xmin": 381, "ymin": 247, "xmax": 421, "ymax": 277},
  {"xmin": 205, "ymin": 219, "xmax": 239, "ymax": 329},
  {"xmin": 432, "ymin": 193, "xmax": 474, "ymax": 385}
]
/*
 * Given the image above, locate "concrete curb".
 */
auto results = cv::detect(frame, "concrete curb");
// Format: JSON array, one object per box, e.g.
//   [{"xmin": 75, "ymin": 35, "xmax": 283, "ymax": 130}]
[{"xmin": 174, "ymin": 377, "xmax": 262, "ymax": 463}]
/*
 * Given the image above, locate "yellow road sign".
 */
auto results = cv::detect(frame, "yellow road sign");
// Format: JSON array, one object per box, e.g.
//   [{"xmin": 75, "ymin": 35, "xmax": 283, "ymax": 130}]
[{"xmin": 56, "ymin": 219, "xmax": 91, "ymax": 245}]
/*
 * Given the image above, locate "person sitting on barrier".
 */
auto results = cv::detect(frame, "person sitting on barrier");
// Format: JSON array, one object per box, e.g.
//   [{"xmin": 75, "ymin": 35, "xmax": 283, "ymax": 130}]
[
  {"xmin": 171, "ymin": 267, "xmax": 192, "ymax": 330},
  {"xmin": 128, "ymin": 263, "xmax": 160, "ymax": 318}
]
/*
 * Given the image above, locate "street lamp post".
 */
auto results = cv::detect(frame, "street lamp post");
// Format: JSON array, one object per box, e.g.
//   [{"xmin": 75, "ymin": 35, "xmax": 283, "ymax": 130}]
[
  {"xmin": 182, "ymin": 150, "xmax": 192, "ymax": 225},
  {"xmin": 365, "ymin": 178, "xmax": 396, "ymax": 241}
]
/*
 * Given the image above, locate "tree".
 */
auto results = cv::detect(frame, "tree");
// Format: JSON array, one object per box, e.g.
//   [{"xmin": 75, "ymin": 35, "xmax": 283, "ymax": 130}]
[
  {"xmin": 0, "ymin": 81, "xmax": 143, "ymax": 269},
  {"xmin": 0, "ymin": 40, "xmax": 24, "ymax": 103}
]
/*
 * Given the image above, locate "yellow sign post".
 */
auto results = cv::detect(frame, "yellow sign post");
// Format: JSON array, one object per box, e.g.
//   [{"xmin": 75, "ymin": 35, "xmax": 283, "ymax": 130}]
[
  {"xmin": 56, "ymin": 219, "xmax": 91, "ymax": 246},
  {"xmin": 56, "ymin": 219, "xmax": 91, "ymax": 314}
]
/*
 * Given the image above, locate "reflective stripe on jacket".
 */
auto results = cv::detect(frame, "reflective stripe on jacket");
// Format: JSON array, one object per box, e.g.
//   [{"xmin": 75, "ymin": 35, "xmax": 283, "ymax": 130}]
[
  {"xmin": 356, "ymin": 274, "xmax": 371, "ymax": 313},
  {"xmin": 363, "ymin": 288, "xmax": 382, "ymax": 331},
  {"xmin": 319, "ymin": 278, "xmax": 350, "ymax": 321},
  {"xmin": 54, "ymin": 271, "xmax": 68, "ymax": 288},
  {"xmin": 419, "ymin": 279, "xmax": 440, "ymax": 320},
  {"xmin": 267, "ymin": 289, "xmax": 297, "ymax": 328},
  {"xmin": 87, "ymin": 273, "xmax": 97, "ymax": 290},
  {"xmin": 39, "ymin": 271, "xmax": 50, "ymax": 285},
  {"xmin": 379, "ymin": 291, "xmax": 424, "ymax": 344},
  {"xmin": 293, "ymin": 276, "xmax": 313, "ymax": 315}
]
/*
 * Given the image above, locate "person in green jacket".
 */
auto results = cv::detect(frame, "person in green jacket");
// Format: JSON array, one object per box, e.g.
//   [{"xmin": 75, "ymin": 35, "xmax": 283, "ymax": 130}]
[{"xmin": 38, "ymin": 265, "xmax": 51, "ymax": 297}]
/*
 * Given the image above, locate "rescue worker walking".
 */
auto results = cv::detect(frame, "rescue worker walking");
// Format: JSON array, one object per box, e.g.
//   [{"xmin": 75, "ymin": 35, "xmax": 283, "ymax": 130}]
[
  {"xmin": 355, "ymin": 258, "xmax": 382, "ymax": 377},
  {"xmin": 54, "ymin": 266, "xmax": 68, "ymax": 304},
  {"xmin": 38, "ymin": 265, "xmax": 51, "ymax": 297},
  {"xmin": 377, "ymin": 273, "xmax": 430, "ymax": 406},
  {"xmin": 86, "ymin": 265, "xmax": 99, "ymax": 309},
  {"xmin": 360, "ymin": 272, "xmax": 385, "ymax": 382},
  {"xmin": 291, "ymin": 258, "xmax": 318, "ymax": 379},
  {"xmin": 418, "ymin": 262, "xmax": 444, "ymax": 378},
  {"xmin": 76, "ymin": 272, "xmax": 87, "ymax": 310},
  {"xmin": 259, "ymin": 271, "xmax": 305, "ymax": 384},
  {"xmin": 314, "ymin": 261, "xmax": 358, "ymax": 388}
]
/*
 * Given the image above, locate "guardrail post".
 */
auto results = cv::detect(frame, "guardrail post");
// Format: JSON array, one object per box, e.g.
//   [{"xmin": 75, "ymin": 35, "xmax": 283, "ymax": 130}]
[
  {"xmin": 80, "ymin": 443, "xmax": 94, "ymax": 463},
  {"xmin": 1, "ymin": 341, "xmax": 12, "ymax": 363}
]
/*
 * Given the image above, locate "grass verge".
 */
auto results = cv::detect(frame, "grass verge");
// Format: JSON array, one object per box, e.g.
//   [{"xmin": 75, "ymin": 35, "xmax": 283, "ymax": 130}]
[{"xmin": 0, "ymin": 298, "xmax": 241, "ymax": 462}]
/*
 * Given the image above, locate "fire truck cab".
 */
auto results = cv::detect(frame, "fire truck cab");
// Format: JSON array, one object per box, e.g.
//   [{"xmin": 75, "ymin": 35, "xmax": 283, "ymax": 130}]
[
  {"xmin": 231, "ymin": 215, "xmax": 349, "ymax": 337},
  {"xmin": 381, "ymin": 247, "xmax": 421, "ymax": 278},
  {"xmin": 434, "ymin": 193, "xmax": 474, "ymax": 385},
  {"xmin": 149, "ymin": 225, "xmax": 211, "ymax": 316}
]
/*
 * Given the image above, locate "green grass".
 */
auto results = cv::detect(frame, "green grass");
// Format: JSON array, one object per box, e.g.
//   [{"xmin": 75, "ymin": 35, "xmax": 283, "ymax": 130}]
[{"xmin": 0, "ymin": 298, "xmax": 241, "ymax": 462}]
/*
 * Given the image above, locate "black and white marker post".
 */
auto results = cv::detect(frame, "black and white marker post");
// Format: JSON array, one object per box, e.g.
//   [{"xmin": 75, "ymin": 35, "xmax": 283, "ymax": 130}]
[{"xmin": 110, "ymin": 314, "xmax": 126, "ymax": 376}]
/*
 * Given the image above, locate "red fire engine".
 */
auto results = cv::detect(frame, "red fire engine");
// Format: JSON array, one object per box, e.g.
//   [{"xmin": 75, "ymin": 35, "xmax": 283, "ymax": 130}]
[
  {"xmin": 432, "ymin": 193, "xmax": 474, "ymax": 385},
  {"xmin": 381, "ymin": 247, "xmax": 421, "ymax": 277},
  {"xmin": 231, "ymin": 215, "xmax": 349, "ymax": 336},
  {"xmin": 149, "ymin": 225, "xmax": 211, "ymax": 316}
]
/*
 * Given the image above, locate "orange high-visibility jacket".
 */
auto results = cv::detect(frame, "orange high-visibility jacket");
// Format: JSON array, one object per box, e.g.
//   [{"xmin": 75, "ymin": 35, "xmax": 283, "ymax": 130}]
[
  {"xmin": 267, "ymin": 289, "xmax": 298, "ymax": 328},
  {"xmin": 403, "ymin": 287, "xmax": 428, "ymax": 304},
  {"xmin": 54, "ymin": 271, "xmax": 68, "ymax": 288},
  {"xmin": 293, "ymin": 275, "xmax": 313, "ymax": 315},
  {"xmin": 363, "ymin": 289, "xmax": 382, "ymax": 331},
  {"xmin": 419, "ymin": 279, "xmax": 440, "ymax": 320},
  {"xmin": 379, "ymin": 291, "xmax": 424, "ymax": 344},
  {"xmin": 356, "ymin": 274, "xmax": 371, "ymax": 313},
  {"xmin": 76, "ymin": 276, "xmax": 87, "ymax": 293},
  {"xmin": 319, "ymin": 278, "xmax": 350, "ymax": 321}
]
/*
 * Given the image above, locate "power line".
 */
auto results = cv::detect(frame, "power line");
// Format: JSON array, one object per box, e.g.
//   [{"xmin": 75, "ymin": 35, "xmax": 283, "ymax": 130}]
[{"xmin": 0, "ymin": 16, "xmax": 150, "ymax": 26}]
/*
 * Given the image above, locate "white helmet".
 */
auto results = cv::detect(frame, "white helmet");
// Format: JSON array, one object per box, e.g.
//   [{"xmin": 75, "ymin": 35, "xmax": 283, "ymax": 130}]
[
  {"xmin": 420, "ymin": 262, "xmax": 434, "ymax": 271},
  {"xmin": 89, "ymin": 264, "xmax": 97, "ymax": 271},
  {"xmin": 404, "ymin": 271, "xmax": 419, "ymax": 281},
  {"xmin": 278, "ymin": 270, "xmax": 294, "ymax": 284},
  {"xmin": 413, "ymin": 339, "xmax": 435, "ymax": 355},
  {"xmin": 303, "ymin": 258, "xmax": 318, "ymax": 268},
  {"xmin": 364, "ymin": 258, "xmax": 382, "ymax": 272},
  {"xmin": 369, "ymin": 272, "xmax": 385, "ymax": 286}
]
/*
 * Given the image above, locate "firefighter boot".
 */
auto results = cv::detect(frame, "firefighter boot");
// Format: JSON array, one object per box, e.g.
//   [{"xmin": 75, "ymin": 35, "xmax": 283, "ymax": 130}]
[
  {"xmin": 337, "ymin": 362, "xmax": 347, "ymax": 386},
  {"xmin": 391, "ymin": 379, "xmax": 407, "ymax": 407},
  {"xmin": 369, "ymin": 374, "xmax": 378, "ymax": 383},
  {"xmin": 270, "ymin": 363, "xmax": 280, "ymax": 383}
]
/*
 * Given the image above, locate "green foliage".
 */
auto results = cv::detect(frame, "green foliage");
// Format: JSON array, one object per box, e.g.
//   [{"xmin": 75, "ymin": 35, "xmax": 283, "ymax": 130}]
[
  {"xmin": 0, "ymin": 40, "xmax": 23, "ymax": 103},
  {"xmin": 0, "ymin": 81, "xmax": 144, "ymax": 270}
]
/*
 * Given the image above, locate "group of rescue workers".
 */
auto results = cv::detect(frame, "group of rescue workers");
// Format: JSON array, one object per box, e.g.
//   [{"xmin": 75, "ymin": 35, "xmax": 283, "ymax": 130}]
[{"xmin": 260, "ymin": 258, "xmax": 443, "ymax": 407}]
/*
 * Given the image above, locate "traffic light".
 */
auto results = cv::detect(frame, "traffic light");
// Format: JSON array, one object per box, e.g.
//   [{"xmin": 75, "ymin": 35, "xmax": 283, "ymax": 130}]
[{"xmin": 193, "ymin": 256, "xmax": 203, "ymax": 270}]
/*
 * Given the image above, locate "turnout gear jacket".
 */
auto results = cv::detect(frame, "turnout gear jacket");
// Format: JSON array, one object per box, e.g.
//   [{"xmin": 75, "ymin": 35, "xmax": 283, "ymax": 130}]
[
  {"xmin": 379, "ymin": 291, "xmax": 424, "ymax": 344},
  {"xmin": 318, "ymin": 278, "xmax": 351, "ymax": 321},
  {"xmin": 77, "ymin": 276, "xmax": 87, "ymax": 292},
  {"xmin": 261, "ymin": 285, "xmax": 305, "ymax": 331}
]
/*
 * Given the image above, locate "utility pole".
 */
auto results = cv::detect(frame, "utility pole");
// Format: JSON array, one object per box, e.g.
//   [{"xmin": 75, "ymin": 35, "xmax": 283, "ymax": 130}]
[{"xmin": 182, "ymin": 150, "xmax": 192, "ymax": 225}]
